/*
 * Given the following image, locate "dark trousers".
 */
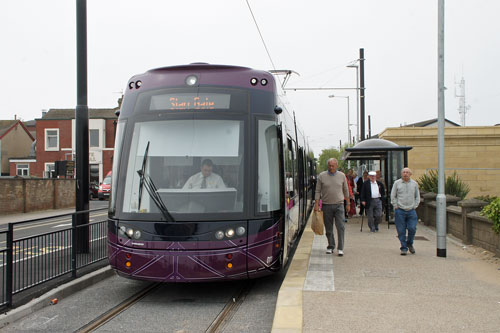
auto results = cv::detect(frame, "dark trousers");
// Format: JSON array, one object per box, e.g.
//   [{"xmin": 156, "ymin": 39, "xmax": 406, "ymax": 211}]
[
  {"xmin": 358, "ymin": 201, "xmax": 365, "ymax": 216},
  {"xmin": 366, "ymin": 198, "xmax": 382, "ymax": 232}
]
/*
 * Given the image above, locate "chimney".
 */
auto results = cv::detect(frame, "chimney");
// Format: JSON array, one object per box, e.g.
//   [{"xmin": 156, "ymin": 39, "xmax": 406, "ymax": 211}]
[
  {"xmin": 42, "ymin": 109, "xmax": 48, "ymax": 118},
  {"xmin": 14, "ymin": 114, "xmax": 17, "ymax": 120}
]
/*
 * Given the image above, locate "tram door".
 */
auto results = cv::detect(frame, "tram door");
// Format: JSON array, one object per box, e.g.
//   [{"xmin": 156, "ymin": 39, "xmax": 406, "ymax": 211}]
[
  {"xmin": 285, "ymin": 137, "xmax": 299, "ymax": 242},
  {"xmin": 297, "ymin": 147, "xmax": 305, "ymax": 227}
]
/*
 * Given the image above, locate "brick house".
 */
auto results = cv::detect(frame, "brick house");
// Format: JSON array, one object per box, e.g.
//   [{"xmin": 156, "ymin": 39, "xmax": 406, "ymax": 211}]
[
  {"xmin": 25, "ymin": 108, "xmax": 118, "ymax": 184},
  {"xmin": 0, "ymin": 119, "xmax": 35, "ymax": 176}
]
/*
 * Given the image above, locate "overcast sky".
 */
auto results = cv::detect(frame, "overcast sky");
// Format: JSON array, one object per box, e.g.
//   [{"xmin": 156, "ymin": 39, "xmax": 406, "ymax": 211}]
[{"xmin": 2, "ymin": 1, "xmax": 499, "ymax": 156}]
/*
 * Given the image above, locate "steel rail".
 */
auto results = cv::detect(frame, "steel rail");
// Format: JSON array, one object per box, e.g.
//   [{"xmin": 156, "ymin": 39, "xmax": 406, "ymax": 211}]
[
  {"xmin": 74, "ymin": 282, "xmax": 160, "ymax": 333},
  {"xmin": 205, "ymin": 280, "xmax": 254, "ymax": 333}
]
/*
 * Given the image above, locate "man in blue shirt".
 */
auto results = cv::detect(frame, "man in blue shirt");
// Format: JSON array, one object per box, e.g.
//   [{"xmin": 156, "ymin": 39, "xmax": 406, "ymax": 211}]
[{"xmin": 391, "ymin": 167, "xmax": 421, "ymax": 255}]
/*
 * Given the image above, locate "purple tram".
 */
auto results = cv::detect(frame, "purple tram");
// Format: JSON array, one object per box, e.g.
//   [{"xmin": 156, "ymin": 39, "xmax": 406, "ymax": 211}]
[{"xmin": 107, "ymin": 63, "xmax": 316, "ymax": 282}]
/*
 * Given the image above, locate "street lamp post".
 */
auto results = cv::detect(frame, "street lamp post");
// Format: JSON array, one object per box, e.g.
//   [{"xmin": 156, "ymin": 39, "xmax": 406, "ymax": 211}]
[
  {"xmin": 328, "ymin": 95, "xmax": 353, "ymax": 145},
  {"xmin": 347, "ymin": 63, "xmax": 359, "ymax": 143}
]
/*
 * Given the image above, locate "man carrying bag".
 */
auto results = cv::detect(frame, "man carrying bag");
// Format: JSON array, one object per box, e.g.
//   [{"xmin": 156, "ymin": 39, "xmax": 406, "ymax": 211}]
[{"xmin": 314, "ymin": 158, "xmax": 350, "ymax": 256}]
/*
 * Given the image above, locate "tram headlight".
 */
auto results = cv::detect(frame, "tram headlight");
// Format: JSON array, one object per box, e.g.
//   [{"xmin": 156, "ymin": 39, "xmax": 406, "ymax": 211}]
[
  {"xmin": 119, "ymin": 226, "xmax": 127, "ymax": 236},
  {"xmin": 250, "ymin": 77, "xmax": 258, "ymax": 86},
  {"xmin": 126, "ymin": 228, "xmax": 134, "ymax": 238},
  {"xmin": 236, "ymin": 226, "xmax": 246, "ymax": 236},
  {"xmin": 215, "ymin": 231, "xmax": 225, "ymax": 240},
  {"xmin": 133, "ymin": 230, "xmax": 142, "ymax": 239},
  {"xmin": 185, "ymin": 75, "xmax": 198, "ymax": 86},
  {"xmin": 225, "ymin": 229, "xmax": 235, "ymax": 238},
  {"xmin": 260, "ymin": 78, "xmax": 268, "ymax": 86}
]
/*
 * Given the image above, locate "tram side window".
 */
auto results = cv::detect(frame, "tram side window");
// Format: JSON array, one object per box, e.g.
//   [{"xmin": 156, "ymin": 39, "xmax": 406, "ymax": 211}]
[
  {"xmin": 285, "ymin": 139, "xmax": 292, "ymax": 197},
  {"xmin": 286, "ymin": 137, "xmax": 297, "ymax": 198},
  {"xmin": 291, "ymin": 139, "xmax": 298, "ymax": 195},
  {"xmin": 257, "ymin": 120, "xmax": 281, "ymax": 212}
]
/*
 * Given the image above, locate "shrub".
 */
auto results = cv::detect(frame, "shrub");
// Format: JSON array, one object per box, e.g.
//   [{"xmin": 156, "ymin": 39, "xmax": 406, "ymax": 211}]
[
  {"xmin": 416, "ymin": 170, "xmax": 470, "ymax": 199},
  {"xmin": 480, "ymin": 197, "xmax": 500, "ymax": 234},
  {"xmin": 417, "ymin": 170, "xmax": 438, "ymax": 193},
  {"xmin": 445, "ymin": 172, "xmax": 470, "ymax": 200}
]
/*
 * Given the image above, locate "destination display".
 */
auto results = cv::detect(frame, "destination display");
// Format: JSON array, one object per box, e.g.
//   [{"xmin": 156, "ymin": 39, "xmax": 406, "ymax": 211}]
[{"xmin": 150, "ymin": 93, "xmax": 231, "ymax": 110}]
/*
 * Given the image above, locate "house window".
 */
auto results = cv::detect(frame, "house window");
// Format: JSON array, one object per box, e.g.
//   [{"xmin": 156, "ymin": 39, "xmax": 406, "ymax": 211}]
[
  {"xmin": 89, "ymin": 129, "xmax": 99, "ymax": 147},
  {"xmin": 44, "ymin": 163, "xmax": 55, "ymax": 178},
  {"xmin": 45, "ymin": 129, "xmax": 59, "ymax": 151},
  {"xmin": 16, "ymin": 164, "xmax": 29, "ymax": 176}
]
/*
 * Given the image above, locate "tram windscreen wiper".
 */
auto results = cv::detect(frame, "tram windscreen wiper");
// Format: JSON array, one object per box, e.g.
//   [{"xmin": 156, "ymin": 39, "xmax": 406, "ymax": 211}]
[{"xmin": 137, "ymin": 142, "xmax": 175, "ymax": 222}]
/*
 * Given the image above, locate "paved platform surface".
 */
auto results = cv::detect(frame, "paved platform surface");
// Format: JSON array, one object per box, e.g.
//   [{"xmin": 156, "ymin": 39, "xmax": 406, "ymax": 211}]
[{"xmin": 272, "ymin": 215, "xmax": 500, "ymax": 332}]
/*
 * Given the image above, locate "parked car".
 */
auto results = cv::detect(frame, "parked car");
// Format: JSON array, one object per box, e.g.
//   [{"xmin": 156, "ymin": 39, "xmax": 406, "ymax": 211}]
[
  {"xmin": 89, "ymin": 182, "xmax": 99, "ymax": 199},
  {"xmin": 98, "ymin": 171, "xmax": 112, "ymax": 200}
]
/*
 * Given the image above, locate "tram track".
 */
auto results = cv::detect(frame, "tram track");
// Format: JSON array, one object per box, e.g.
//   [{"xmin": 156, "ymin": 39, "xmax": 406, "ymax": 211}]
[
  {"xmin": 205, "ymin": 280, "xmax": 255, "ymax": 333},
  {"xmin": 74, "ymin": 282, "xmax": 161, "ymax": 333},
  {"xmin": 73, "ymin": 279, "xmax": 255, "ymax": 333}
]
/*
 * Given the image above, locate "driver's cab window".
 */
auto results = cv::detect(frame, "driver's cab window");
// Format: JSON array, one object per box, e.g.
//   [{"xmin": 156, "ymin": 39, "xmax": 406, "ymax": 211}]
[{"xmin": 122, "ymin": 119, "xmax": 244, "ymax": 214}]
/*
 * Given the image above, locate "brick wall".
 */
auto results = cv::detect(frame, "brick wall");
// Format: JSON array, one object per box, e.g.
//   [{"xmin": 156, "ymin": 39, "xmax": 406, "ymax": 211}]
[
  {"xmin": 419, "ymin": 196, "xmax": 499, "ymax": 256},
  {"xmin": 55, "ymin": 179, "xmax": 76, "ymax": 208},
  {"xmin": 447, "ymin": 205, "xmax": 463, "ymax": 239},
  {"xmin": 0, "ymin": 178, "xmax": 75, "ymax": 214},
  {"xmin": 0, "ymin": 179, "xmax": 25, "ymax": 214},
  {"xmin": 469, "ymin": 211, "xmax": 498, "ymax": 253},
  {"xmin": 379, "ymin": 126, "xmax": 500, "ymax": 199}
]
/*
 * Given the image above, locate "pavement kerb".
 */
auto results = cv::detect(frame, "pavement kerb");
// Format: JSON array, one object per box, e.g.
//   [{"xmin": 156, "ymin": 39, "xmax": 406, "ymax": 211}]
[
  {"xmin": 271, "ymin": 216, "xmax": 314, "ymax": 333},
  {"xmin": 0, "ymin": 266, "xmax": 115, "ymax": 329}
]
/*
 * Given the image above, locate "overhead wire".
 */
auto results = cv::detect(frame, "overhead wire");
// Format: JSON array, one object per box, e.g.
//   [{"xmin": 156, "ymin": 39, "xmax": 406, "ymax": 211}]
[{"xmin": 245, "ymin": 0, "xmax": 282, "ymax": 87}]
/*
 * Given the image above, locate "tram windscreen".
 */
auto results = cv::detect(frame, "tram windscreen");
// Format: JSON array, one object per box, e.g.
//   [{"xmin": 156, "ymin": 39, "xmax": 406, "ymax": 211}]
[{"xmin": 122, "ymin": 119, "xmax": 244, "ymax": 216}]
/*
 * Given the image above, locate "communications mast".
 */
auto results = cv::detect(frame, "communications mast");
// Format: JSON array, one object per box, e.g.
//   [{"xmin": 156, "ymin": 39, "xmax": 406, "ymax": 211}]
[{"xmin": 455, "ymin": 76, "xmax": 470, "ymax": 126}]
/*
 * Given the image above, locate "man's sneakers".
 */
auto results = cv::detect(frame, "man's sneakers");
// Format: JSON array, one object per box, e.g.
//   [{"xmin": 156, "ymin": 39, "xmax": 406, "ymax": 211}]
[
  {"xmin": 400, "ymin": 244, "xmax": 415, "ymax": 256},
  {"xmin": 326, "ymin": 248, "xmax": 344, "ymax": 256}
]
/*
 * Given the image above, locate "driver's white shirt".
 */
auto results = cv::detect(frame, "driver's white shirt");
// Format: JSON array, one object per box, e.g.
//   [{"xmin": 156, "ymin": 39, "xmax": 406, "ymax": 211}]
[{"xmin": 182, "ymin": 172, "xmax": 226, "ymax": 189}]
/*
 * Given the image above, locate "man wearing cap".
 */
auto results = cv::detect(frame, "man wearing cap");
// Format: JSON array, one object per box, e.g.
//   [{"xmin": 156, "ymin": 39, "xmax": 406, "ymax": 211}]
[
  {"xmin": 314, "ymin": 158, "xmax": 350, "ymax": 256},
  {"xmin": 360, "ymin": 170, "xmax": 386, "ymax": 232},
  {"xmin": 391, "ymin": 167, "xmax": 420, "ymax": 255}
]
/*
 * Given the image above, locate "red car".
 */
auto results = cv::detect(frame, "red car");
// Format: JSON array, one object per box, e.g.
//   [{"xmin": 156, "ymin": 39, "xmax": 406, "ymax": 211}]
[{"xmin": 98, "ymin": 171, "xmax": 112, "ymax": 200}]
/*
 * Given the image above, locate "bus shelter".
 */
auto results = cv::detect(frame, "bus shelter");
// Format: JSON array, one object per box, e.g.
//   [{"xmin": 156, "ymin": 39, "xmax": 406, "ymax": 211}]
[{"xmin": 341, "ymin": 138, "xmax": 412, "ymax": 225}]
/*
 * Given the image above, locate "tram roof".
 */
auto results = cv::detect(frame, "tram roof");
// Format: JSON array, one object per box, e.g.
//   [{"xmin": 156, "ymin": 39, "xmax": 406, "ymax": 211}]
[
  {"xmin": 148, "ymin": 63, "xmax": 254, "ymax": 73},
  {"xmin": 341, "ymin": 138, "xmax": 412, "ymax": 161}
]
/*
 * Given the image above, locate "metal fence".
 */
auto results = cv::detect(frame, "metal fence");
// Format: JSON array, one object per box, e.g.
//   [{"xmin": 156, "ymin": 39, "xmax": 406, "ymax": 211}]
[{"xmin": 0, "ymin": 208, "xmax": 108, "ymax": 309}]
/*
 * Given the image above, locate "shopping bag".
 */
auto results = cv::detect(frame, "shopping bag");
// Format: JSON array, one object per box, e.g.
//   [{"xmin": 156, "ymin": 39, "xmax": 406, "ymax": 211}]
[{"xmin": 311, "ymin": 210, "xmax": 324, "ymax": 235}]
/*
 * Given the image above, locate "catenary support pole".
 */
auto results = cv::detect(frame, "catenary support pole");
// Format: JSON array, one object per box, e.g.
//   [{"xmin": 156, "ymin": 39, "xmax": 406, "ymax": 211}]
[
  {"xmin": 76, "ymin": 0, "xmax": 90, "ymax": 253},
  {"xmin": 436, "ymin": 0, "xmax": 447, "ymax": 257},
  {"xmin": 359, "ymin": 48, "xmax": 365, "ymax": 141}
]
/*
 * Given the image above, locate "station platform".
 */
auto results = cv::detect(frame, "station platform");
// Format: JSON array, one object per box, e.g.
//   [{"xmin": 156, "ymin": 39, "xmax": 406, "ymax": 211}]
[{"xmin": 272, "ymin": 215, "xmax": 500, "ymax": 332}]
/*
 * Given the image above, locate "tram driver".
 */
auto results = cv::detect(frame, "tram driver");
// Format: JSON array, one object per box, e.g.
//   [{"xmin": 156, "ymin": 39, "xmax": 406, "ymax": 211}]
[{"xmin": 182, "ymin": 159, "xmax": 226, "ymax": 190}]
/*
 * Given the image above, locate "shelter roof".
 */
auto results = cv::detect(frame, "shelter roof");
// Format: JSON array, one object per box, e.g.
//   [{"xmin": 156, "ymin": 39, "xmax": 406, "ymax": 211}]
[{"xmin": 342, "ymin": 138, "xmax": 412, "ymax": 161}]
